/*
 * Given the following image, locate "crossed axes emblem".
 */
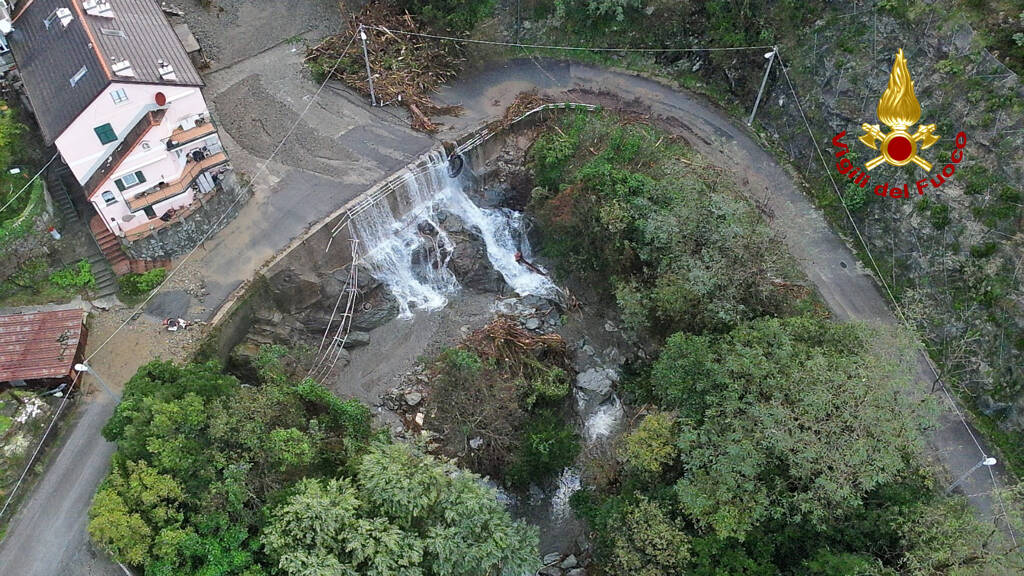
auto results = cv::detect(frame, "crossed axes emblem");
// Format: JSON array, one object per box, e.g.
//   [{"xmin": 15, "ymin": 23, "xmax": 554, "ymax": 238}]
[{"xmin": 859, "ymin": 123, "xmax": 939, "ymax": 171}]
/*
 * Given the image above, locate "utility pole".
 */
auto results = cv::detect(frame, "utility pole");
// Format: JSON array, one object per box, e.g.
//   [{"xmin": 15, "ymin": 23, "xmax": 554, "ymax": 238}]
[
  {"xmin": 747, "ymin": 46, "xmax": 778, "ymax": 127},
  {"xmin": 358, "ymin": 25, "xmax": 377, "ymax": 107},
  {"xmin": 946, "ymin": 456, "xmax": 997, "ymax": 494}
]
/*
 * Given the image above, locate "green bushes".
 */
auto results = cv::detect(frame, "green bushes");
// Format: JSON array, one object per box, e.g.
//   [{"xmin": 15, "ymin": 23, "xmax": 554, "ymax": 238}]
[
  {"xmin": 528, "ymin": 112, "xmax": 797, "ymax": 336},
  {"xmin": 91, "ymin": 356, "xmax": 538, "ymax": 575},
  {"xmin": 397, "ymin": 0, "xmax": 495, "ymax": 35},
  {"xmin": 506, "ymin": 410, "xmax": 579, "ymax": 487},
  {"xmin": 118, "ymin": 268, "xmax": 166, "ymax": 297},
  {"xmin": 929, "ymin": 203, "xmax": 951, "ymax": 230},
  {"xmin": 48, "ymin": 260, "xmax": 95, "ymax": 290}
]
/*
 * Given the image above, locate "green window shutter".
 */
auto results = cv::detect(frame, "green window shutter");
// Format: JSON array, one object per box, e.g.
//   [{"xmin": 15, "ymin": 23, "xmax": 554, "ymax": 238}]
[
  {"xmin": 115, "ymin": 179, "xmax": 126, "ymax": 191},
  {"xmin": 135, "ymin": 171, "xmax": 146, "ymax": 183},
  {"xmin": 94, "ymin": 123, "xmax": 116, "ymax": 145}
]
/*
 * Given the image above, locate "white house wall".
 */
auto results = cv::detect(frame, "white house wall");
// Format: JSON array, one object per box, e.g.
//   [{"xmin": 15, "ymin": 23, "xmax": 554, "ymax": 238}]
[{"xmin": 53, "ymin": 82, "xmax": 215, "ymax": 236}]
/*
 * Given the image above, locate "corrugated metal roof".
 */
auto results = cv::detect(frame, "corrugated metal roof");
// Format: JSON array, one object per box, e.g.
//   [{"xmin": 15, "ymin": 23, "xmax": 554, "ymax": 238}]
[
  {"xmin": 0, "ymin": 305, "xmax": 86, "ymax": 382},
  {"xmin": 9, "ymin": 0, "xmax": 203, "ymax": 144}
]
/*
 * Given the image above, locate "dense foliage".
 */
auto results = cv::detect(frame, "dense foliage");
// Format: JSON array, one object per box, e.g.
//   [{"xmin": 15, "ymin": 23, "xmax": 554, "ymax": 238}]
[
  {"xmin": 396, "ymin": 0, "xmax": 495, "ymax": 35},
  {"xmin": 48, "ymin": 260, "xmax": 96, "ymax": 290},
  {"xmin": 263, "ymin": 444, "xmax": 539, "ymax": 576},
  {"xmin": 529, "ymin": 112, "xmax": 798, "ymax": 336},
  {"xmin": 118, "ymin": 268, "xmax": 167, "ymax": 297},
  {"xmin": 569, "ymin": 316, "xmax": 1023, "ymax": 574},
  {"xmin": 90, "ymin": 351, "xmax": 538, "ymax": 575},
  {"xmin": 524, "ymin": 114, "xmax": 1021, "ymax": 574}
]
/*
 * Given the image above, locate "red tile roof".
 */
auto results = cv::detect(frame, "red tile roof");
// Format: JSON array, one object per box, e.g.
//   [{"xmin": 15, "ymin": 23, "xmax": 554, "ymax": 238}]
[{"xmin": 0, "ymin": 306, "xmax": 86, "ymax": 382}]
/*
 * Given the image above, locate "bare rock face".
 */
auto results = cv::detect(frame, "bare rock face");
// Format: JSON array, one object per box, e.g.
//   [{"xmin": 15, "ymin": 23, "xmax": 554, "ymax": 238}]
[
  {"xmin": 267, "ymin": 267, "xmax": 322, "ymax": 313},
  {"xmin": 574, "ymin": 367, "xmax": 618, "ymax": 416},
  {"xmin": 444, "ymin": 220, "xmax": 508, "ymax": 293}
]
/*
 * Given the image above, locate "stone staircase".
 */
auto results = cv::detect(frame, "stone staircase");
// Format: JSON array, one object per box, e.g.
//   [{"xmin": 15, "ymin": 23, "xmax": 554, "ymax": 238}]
[
  {"xmin": 45, "ymin": 163, "xmax": 119, "ymax": 298},
  {"xmin": 89, "ymin": 215, "xmax": 130, "ymax": 278}
]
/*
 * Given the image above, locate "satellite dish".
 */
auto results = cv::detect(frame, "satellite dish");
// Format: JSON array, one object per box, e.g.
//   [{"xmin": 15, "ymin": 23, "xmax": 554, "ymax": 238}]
[
  {"xmin": 0, "ymin": 19, "xmax": 13, "ymax": 35},
  {"xmin": 155, "ymin": 92, "xmax": 166, "ymax": 106}
]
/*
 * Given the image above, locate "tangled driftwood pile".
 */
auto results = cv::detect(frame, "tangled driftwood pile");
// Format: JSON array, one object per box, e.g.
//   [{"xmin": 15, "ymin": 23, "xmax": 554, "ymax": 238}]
[{"xmin": 305, "ymin": 3, "xmax": 463, "ymax": 132}]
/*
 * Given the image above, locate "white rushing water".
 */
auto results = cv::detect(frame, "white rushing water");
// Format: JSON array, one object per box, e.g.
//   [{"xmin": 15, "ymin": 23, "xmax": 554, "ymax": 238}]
[
  {"xmin": 549, "ymin": 467, "xmax": 582, "ymax": 523},
  {"xmin": 583, "ymin": 395, "xmax": 625, "ymax": 443},
  {"xmin": 351, "ymin": 151, "xmax": 555, "ymax": 317}
]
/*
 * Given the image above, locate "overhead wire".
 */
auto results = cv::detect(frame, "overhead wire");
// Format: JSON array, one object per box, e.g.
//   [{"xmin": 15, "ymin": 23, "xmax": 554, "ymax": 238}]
[
  {"xmin": 0, "ymin": 152, "xmax": 60, "ymax": 215},
  {"xmin": 361, "ymin": 25, "xmax": 775, "ymax": 53},
  {"xmin": 0, "ymin": 31, "xmax": 363, "ymax": 522},
  {"xmin": 775, "ymin": 49, "xmax": 1018, "ymax": 548}
]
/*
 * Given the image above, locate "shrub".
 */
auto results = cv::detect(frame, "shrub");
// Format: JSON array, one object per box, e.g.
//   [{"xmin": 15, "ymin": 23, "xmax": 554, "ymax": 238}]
[
  {"xmin": 524, "ymin": 365, "xmax": 570, "ymax": 409},
  {"xmin": 929, "ymin": 203, "xmax": 951, "ymax": 230},
  {"xmin": 397, "ymin": 0, "xmax": 495, "ymax": 35},
  {"xmin": 48, "ymin": 260, "xmax": 96, "ymax": 290},
  {"xmin": 842, "ymin": 181, "xmax": 869, "ymax": 212},
  {"xmin": 506, "ymin": 410, "xmax": 580, "ymax": 487},
  {"xmin": 969, "ymin": 242, "xmax": 998, "ymax": 259},
  {"xmin": 621, "ymin": 411, "xmax": 677, "ymax": 480},
  {"xmin": 118, "ymin": 268, "xmax": 167, "ymax": 297}
]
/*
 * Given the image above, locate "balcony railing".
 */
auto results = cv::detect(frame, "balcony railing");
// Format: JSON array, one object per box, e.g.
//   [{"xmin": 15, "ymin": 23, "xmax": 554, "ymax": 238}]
[
  {"xmin": 126, "ymin": 151, "xmax": 228, "ymax": 211},
  {"xmin": 84, "ymin": 109, "xmax": 166, "ymax": 196},
  {"xmin": 166, "ymin": 119, "xmax": 217, "ymax": 150}
]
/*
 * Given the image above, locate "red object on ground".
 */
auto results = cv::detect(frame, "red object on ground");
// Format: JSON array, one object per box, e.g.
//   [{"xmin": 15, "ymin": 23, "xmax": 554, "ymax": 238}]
[
  {"xmin": 887, "ymin": 135, "xmax": 912, "ymax": 162},
  {"xmin": 0, "ymin": 305, "xmax": 87, "ymax": 382}
]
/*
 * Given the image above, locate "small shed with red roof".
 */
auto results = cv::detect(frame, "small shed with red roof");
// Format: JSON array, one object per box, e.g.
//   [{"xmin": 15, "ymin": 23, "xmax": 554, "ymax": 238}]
[{"xmin": 0, "ymin": 304, "xmax": 88, "ymax": 386}]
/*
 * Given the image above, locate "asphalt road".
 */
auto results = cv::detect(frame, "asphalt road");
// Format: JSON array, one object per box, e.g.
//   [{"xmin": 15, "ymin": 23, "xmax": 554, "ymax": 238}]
[
  {"xmin": 0, "ymin": 42, "xmax": 430, "ymax": 576},
  {"xmin": 0, "ymin": 56, "xmax": 1013, "ymax": 576},
  {"xmin": 438, "ymin": 58, "xmax": 1010, "ymax": 523}
]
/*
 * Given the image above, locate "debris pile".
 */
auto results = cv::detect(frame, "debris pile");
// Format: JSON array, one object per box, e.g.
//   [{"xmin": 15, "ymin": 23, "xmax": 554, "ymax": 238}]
[{"xmin": 305, "ymin": 3, "xmax": 463, "ymax": 132}]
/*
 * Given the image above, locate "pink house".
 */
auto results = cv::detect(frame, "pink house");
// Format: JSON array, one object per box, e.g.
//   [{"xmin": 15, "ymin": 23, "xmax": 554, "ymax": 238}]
[{"xmin": 7, "ymin": 0, "xmax": 229, "ymax": 243}]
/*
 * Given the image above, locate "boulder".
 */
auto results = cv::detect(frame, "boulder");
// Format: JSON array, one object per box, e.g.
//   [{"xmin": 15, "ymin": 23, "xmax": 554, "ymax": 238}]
[
  {"xmin": 559, "ymin": 555, "xmax": 578, "ymax": 569},
  {"xmin": 538, "ymin": 568, "xmax": 561, "ymax": 576},
  {"xmin": 575, "ymin": 368, "xmax": 618, "ymax": 415},
  {"xmin": 404, "ymin": 391, "xmax": 423, "ymax": 406},
  {"xmin": 448, "ymin": 236, "xmax": 507, "ymax": 293},
  {"xmin": 542, "ymin": 553, "xmax": 562, "ymax": 565},
  {"xmin": 342, "ymin": 331, "xmax": 371, "ymax": 348},
  {"xmin": 351, "ymin": 297, "xmax": 400, "ymax": 331},
  {"xmin": 268, "ymin": 267, "xmax": 322, "ymax": 313},
  {"xmin": 565, "ymin": 570, "xmax": 585, "ymax": 576}
]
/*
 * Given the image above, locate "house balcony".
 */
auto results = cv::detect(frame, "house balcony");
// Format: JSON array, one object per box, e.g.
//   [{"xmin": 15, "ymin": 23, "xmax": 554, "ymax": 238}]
[
  {"xmin": 126, "ymin": 151, "xmax": 228, "ymax": 212},
  {"xmin": 166, "ymin": 118, "xmax": 217, "ymax": 150}
]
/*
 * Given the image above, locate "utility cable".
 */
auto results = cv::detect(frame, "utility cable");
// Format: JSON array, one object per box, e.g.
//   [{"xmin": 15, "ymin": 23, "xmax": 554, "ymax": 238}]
[
  {"xmin": 0, "ymin": 31, "xmax": 362, "ymax": 523},
  {"xmin": 0, "ymin": 152, "xmax": 60, "ymax": 215},
  {"xmin": 361, "ymin": 25, "xmax": 775, "ymax": 53},
  {"xmin": 776, "ymin": 49, "xmax": 1018, "ymax": 549}
]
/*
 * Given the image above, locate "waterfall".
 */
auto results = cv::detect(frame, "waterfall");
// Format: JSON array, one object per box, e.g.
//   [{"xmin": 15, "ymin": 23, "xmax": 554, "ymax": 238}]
[{"xmin": 351, "ymin": 151, "xmax": 555, "ymax": 317}]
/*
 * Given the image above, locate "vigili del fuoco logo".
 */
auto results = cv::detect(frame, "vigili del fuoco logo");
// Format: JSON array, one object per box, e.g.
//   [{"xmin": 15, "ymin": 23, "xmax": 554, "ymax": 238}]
[{"xmin": 831, "ymin": 49, "xmax": 968, "ymax": 199}]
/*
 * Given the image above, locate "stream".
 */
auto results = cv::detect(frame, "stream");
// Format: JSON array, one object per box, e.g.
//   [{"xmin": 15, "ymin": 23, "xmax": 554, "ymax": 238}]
[{"xmin": 347, "ymin": 149, "xmax": 626, "ymax": 556}]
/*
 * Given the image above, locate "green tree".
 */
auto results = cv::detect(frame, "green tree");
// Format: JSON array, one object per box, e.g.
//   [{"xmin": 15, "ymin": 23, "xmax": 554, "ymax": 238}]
[
  {"xmin": 652, "ymin": 317, "xmax": 933, "ymax": 538},
  {"xmin": 621, "ymin": 411, "xmax": 677, "ymax": 480},
  {"xmin": 263, "ymin": 443, "xmax": 540, "ymax": 576},
  {"xmin": 607, "ymin": 497, "xmax": 691, "ymax": 576},
  {"xmin": 93, "ymin": 358, "xmax": 373, "ymax": 575}
]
